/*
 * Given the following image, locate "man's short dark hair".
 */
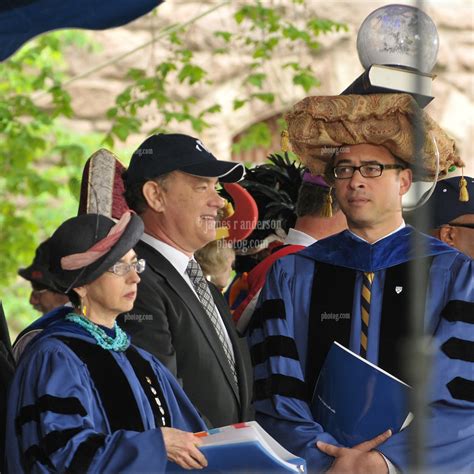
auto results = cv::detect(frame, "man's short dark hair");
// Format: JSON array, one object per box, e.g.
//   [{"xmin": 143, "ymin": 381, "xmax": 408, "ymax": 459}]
[
  {"xmin": 123, "ymin": 171, "xmax": 172, "ymax": 214},
  {"xmin": 296, "ymin": 183, "xmax": 339, "ymax": 217}
]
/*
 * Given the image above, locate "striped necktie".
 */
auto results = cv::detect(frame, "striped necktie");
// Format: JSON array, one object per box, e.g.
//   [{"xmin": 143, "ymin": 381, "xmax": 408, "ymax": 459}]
[
  {"xmin": 360, "ymin": 272, "xmax": 374, "ymax": 358},
  {"xmin": 186, "ymin": 259, "xmax": 238, "ymax": 386}
]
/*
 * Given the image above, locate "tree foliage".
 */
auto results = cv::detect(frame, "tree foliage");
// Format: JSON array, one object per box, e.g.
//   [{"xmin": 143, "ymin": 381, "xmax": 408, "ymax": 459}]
[
  {"xmin": 0, "ymin": 32, "xmax": 104, "ymax": 331},
  {"xmin": 0, "ymin": 1, "xmax": 346, "ymax": 332},
  {"xmin": 104, "ymin": 1, "xmax": 347, "ymax": 147}
]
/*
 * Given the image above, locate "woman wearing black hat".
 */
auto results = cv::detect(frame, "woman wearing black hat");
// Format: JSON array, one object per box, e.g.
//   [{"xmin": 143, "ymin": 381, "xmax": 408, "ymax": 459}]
[{"xmin": 5, "ymin": 212, "xmax": 208, "ymax": 473}]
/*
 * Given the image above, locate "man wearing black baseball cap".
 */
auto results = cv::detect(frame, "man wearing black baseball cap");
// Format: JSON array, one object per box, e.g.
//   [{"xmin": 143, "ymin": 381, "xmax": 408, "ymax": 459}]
[
  {"xmin": 120, "ymin": 133, "xmax": 252, "ymax": 428},
  {"xmin": 420, "ymin": 175, "xmax": 474, "ymax": 258}
]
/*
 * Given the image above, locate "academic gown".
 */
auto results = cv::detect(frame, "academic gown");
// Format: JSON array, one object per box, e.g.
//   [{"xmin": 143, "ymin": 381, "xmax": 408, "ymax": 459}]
[
  {"xmin": 12, "ymin": 305, "xmax": 71, "ymax": 360},
  {"xmin": 6, "ymin": 318, "xmax": 207, "ymax": 473},
  {"xmin": 248, "ymin": 227, "xmax": 474, "ymax": 473}
]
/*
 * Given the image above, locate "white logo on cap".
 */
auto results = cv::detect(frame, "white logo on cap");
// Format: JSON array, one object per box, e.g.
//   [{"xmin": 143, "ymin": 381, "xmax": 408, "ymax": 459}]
[
  {"xmin": 395, "ymin": 286, "xmax": 403, "ymax": 294},
  {"xmin": 195, "ymin": 140, "xmax": 208, "ymax": 153}
]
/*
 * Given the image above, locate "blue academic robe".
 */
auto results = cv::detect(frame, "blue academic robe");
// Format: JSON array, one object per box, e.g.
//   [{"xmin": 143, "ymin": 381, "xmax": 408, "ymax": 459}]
[
  {"xmin": 249, "ymin": 227, "xmax": 474, "ymax": 473},
  {"xmin": 6, "ymin": 319, "xmax": 207, "ymax": 473}
]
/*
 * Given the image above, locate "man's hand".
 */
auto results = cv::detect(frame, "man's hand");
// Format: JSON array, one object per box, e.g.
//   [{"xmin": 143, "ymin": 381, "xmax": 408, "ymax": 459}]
[
  {"xmin": 161, "ymin": 427, "xmax": 208, "ymax": 470},
  {"xmin": 317, "ymin": 429, "xmax": 392, "ymax": 474}
]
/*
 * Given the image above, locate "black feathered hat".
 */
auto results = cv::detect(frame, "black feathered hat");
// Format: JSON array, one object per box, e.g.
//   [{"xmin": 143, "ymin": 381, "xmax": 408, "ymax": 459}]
[{"xmin": 233, "ymin": 153, "xmax": 304, "ymax": 249}]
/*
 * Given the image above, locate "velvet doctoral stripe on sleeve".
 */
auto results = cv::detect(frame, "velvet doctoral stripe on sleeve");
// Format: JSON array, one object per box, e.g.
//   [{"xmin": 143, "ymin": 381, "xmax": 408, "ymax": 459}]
[
  {"xmin": 377, "ymin": 252, "xmax": 474, "ymax": 472},
  {"xmin": 248, "ymin": 255, "xmax": 341, "ymax": 473},
  {"xmin": 5, "ymin": 333, "xmax": 206, "ymax": 474},
  {"xmin": 249, "ymin": 230, "xmax": 474, "ymax": 473}
]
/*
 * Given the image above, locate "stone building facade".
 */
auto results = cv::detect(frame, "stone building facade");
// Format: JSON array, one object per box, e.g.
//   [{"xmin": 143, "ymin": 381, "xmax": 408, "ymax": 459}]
[{"xmin": 60, "ymin": 1, "xmax": 473, "ymax": 176}]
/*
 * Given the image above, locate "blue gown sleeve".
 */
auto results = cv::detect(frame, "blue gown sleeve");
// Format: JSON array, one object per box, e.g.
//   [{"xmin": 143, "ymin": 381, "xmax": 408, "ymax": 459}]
[
  {"xmin": 378, "ymin": 255, "xmax": 474, "ymax": 473},
  {"xmin": 248, "ymin": 259, "xmax": 341, "ymax": 473},
  {"xmin": 8, "ymin": 340, "xmax": 170, "ymax": 474}
]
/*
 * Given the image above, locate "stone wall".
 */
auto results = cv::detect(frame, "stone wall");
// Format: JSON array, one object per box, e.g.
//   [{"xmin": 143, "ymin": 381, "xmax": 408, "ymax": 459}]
[{"xmin": 59, "ymin": 0, "xmax": 473, "ymax": 177}]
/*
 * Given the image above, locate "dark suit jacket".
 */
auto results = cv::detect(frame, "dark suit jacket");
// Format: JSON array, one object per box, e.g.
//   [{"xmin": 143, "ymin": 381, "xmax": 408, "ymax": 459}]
[{"xmin": 118, "ymin": 240, "xmax": 253, "ymax": 428}]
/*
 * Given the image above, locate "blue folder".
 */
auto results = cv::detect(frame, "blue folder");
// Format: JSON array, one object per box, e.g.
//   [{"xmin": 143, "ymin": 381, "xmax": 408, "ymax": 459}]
[
  {"xmin": 311, "ymin": 342, "xmax": 413, "ymax": 447},
  {"xmin": 169, "ymin": 421, "xmax": 306, "ymax": 473}
]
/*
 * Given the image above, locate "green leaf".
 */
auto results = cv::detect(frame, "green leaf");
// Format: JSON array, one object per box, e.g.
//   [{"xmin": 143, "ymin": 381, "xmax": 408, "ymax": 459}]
[
  {"xmin": 200, "ymin": 104, "xmax": 222, "ymax": 116},
  {"xmin": 178, "ymin": 64, "xmax": 207, "ymax": 85},
  {"xmin": 116, "ymin": 89, "xmax": 132, "ymax": 107},
  {"xmin": 103, "ymin": 133, "xmax": 115, "ymax": 148},
  {"xmin": 233, "ymin": 99, "xmax": 247, "ymax": 110},
  {"xmin": 307, "ymin": 18, "xmax": 348, "ymax": 35},
  {"xmin": 106, "ymin": 107, "xmax": 118, "ymax": 119},
  {"xmin": 156, "ymin": 62, "xmax": 177, "ymax": 78},
  {"xmin": 169, "ymin": 31, "xmax": 183, "ymax": 45},
  {"xmin": 234, "ymin": 9, "xmax": 245, "ymax": 24},
  {"xmin": 214, "ymin": 31, "xmax": 232, "ymax": 43},
  {"xmin": 127, "ymin": 68, "xmax": 146, "ymax": 81},
  {"xmin": 293, "ymin": 72, "xmax": 320, "ymax": 92},
  {"xmin": 232, "ymin": 122, "xmax": 272, "ymax": 153},
  {"xmin": 246, "ymin": 73, "xmax": 266, "ymax": 88},
  {"xmin": 283, "ymin": 25, "xmax": 310, "ymax": 43},
  {"xmin": 283, "ymin": 62, "xmax": 300, "ymax": 71},
  {"xmin": 212, "ymin": 48, "xmax": 229, "ymax": 55},
  {"xmin": 68, "ymin": 176, "xmax": 81, "ymax": 198},
  {"xmin": 178, "ymin": 49, "xmax": 193, "ymax": 62},
  {"xmin": 252, "ymin": 92, "xmax": 275, "ymax": 104}
]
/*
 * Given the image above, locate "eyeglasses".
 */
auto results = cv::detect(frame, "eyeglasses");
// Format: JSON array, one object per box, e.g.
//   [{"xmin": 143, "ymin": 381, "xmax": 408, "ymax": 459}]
[
  {"xmin": 332, "ymin": 164, "xmax": 405, "ymax": 179},
  {"xmin": 445, "ymin": 223, "xmax": 474, "ymax": 230},
  {"xmin": 107, "ymin": 259, "xmax": 146, "ymax": 276}
]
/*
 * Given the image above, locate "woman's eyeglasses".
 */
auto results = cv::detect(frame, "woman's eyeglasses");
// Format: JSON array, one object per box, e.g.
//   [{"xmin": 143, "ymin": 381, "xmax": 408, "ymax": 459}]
[{"xmin": 107, "ymin": 259, "xmax": 146, "ymax": 276}]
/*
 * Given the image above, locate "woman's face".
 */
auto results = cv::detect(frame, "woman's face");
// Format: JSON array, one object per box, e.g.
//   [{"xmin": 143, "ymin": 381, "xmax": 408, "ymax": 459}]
[{"xmin": 78, "ymin": 250, "xmax": 141, "ymax": 320}]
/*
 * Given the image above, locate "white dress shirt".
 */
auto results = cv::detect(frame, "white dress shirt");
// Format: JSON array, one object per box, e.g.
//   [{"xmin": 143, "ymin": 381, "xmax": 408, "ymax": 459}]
[
  {"xmin": 348, "ymin": 221, "xmax": 406, "ymax": 245},
  {"xmin": 284, "ymin": 228, "xmax": 317, "ymax": 247}
]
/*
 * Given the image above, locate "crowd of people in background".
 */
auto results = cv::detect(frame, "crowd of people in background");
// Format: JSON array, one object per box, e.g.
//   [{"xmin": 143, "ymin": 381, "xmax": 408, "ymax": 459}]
[{"xmin": 2, "ymin": 91, "xmax": 473, "ymax": 473}]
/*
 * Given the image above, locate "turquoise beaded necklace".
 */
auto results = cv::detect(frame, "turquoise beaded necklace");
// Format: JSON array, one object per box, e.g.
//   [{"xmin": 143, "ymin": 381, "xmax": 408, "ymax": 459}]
[{"xmin": 65, "ymin": 313, "xmax": 130, "ymax": 352}]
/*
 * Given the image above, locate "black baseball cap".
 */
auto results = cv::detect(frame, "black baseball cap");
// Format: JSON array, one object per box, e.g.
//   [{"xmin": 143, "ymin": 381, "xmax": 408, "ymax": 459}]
[
  {"xmin": 125, "ymin": 133, "xmax": 245, "ymax": 186},
  {"xmin": 421, "ymin": 175, "xmax": 474, "ymax": 228},
  {"xmin": 18, "ymin": 239, "xmax": 60, "ymax": 292}
]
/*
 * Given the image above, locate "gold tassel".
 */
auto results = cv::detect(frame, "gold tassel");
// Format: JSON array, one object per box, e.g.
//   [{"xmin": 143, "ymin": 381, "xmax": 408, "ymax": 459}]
[
  {"xmin": 321, "ymin": 188, "xmax": 333, "ymax": 217},
  {"xmin": 281, "ymin": 130, "xmax": 289, "ymax": 153},
  {"xmin": 82, "ymin": 304, "xmax": 87, "ymax": 317},
  {"xmin": 215, "ymin": 227, "xmax": 230, "ymax": 240},
  {"xmin": 459, "ymin": 169, "xmax": 469, "ymax": 202},
  {"xmin": 223, "ymin": 200, "xmax": 235, "ymax": 218},
  {"xmin": 215, "ymin": 200, "xmax": 233, "ymax": 240}
]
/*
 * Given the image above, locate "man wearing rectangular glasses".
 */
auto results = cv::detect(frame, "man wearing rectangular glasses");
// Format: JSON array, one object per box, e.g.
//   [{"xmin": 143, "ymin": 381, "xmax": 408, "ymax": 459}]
[{"xmin": 248, "ymin": 94, "xmax": 474, "ymax": 473}]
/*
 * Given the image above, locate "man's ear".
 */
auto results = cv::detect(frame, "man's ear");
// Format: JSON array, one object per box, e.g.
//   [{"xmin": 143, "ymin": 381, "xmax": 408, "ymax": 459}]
[
  {"xmin": 439, "ymin": 225, "xmax": 456, "ymax": 247},
  {"xmin": 142, "ymin": 181, "xmax": 166, "ymax": 213},
  {"xmin": 399, "ymin": 168, "xmax": 413, "ymax": 196},
  {"xmin": 73, "ymin": 286, "xmax": 87, "ymax": 299}
]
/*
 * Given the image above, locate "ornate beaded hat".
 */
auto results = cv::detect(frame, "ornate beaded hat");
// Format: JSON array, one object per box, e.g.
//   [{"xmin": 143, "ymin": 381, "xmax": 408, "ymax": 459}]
[{"xmin": 285, "ymin": 93, "xmax": 463, "ymax": 182}]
